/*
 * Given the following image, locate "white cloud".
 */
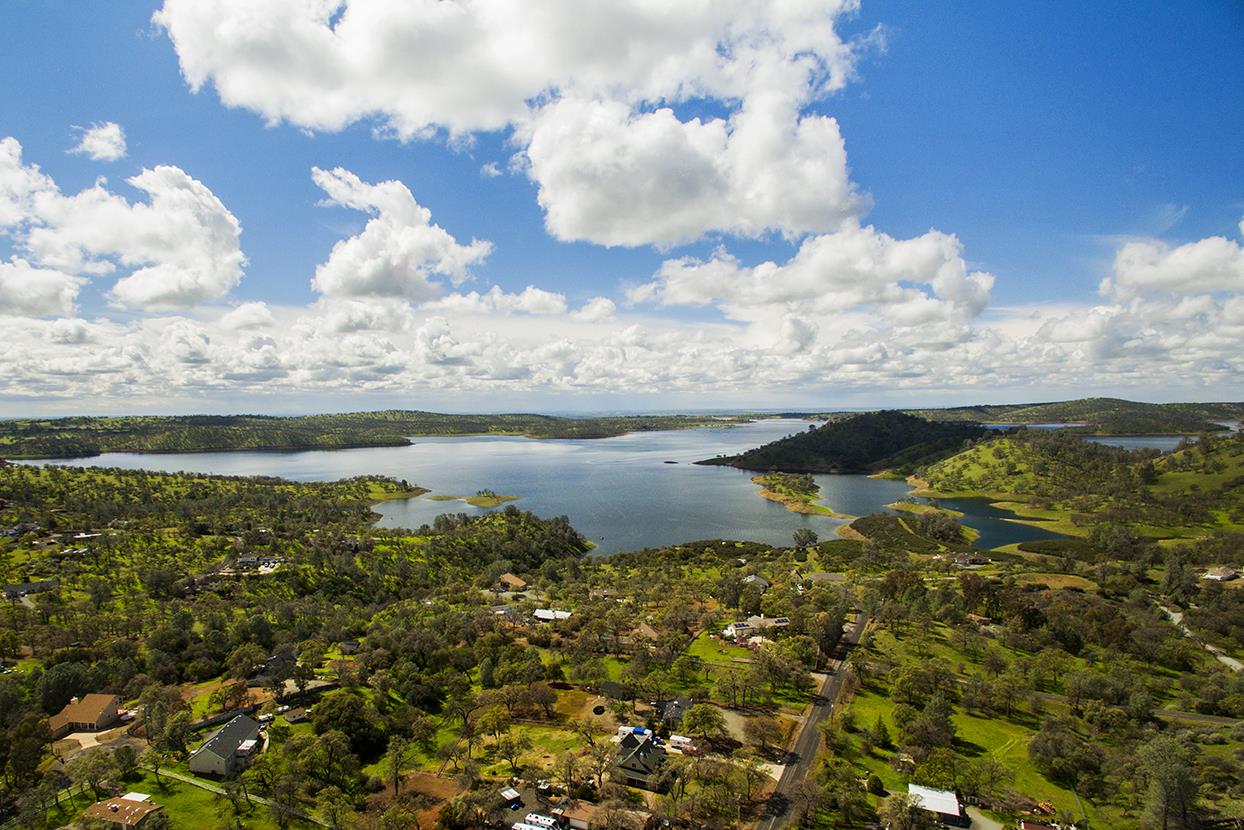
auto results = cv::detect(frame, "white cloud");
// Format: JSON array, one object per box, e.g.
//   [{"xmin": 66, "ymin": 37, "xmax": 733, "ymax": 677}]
[
  {"xmin": 310, "ymin": 166, "xmax": 492, "ymax": 301},
  {"xmin": 0, "ymin": 137, "xmax": 246, "ymax": 310},
  {"xmin": 523, "ymin": 95, "xmax": 862, "ymax": 246},
  {"xmin": 69, "ymin": 122, "xmax": 127, "ymax": 161},
  {"xmin": 423, "ymin": 285, "xmax": 567, "ymax": 316},
  {"xmin": 220, "ymin": 301, "xmax": 275, "ymax": 330},
  {"xmin": 154, "ymin": 1, "xmax": 863, "ymax": 137},
  {"xmin": 480, "ymin": 162, "xmax": 501, "ymax": 178},
  {"xmin": 154, "ymin": 0, "xmax": 873, "ymax": 247},
  {"xmin": 1102, "ymin": 219, "xmax": 1244, "ymax": 298},
  {"xmin": 633, "ymin": 222, "xmax": 994, "ymax": 328},
  {"xmin": 0, "ymin": 258, "xmax": 85, "ymax": 316},
  {"xmin": 571, "ymin": 297, "xmax": 616, "ymax": 322}
]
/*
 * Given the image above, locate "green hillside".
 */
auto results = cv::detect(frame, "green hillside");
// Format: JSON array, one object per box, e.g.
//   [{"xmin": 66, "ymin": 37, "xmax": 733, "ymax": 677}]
[
  {"xmin": 0, "ymin": 411, "xmax": 749, "ymax": 459},
  {"xmin": 698, "ymin": 410, "xmax": 987, "ymax": 474},
  {"xmin": 906, "ymin": 397, "xmax": 1242, "ymax": 434}
]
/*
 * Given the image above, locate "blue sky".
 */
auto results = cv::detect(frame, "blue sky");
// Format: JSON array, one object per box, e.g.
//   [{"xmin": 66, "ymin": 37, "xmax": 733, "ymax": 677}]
[{"xmin": 1, "ymin": 1, "xmax": 1242, "ymax": 414}]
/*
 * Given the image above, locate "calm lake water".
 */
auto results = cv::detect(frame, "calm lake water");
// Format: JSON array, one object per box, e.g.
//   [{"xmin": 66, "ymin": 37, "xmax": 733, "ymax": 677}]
[{"xmin": 33, "ymin": 419, "xmax": 1064, "ymax": 555}]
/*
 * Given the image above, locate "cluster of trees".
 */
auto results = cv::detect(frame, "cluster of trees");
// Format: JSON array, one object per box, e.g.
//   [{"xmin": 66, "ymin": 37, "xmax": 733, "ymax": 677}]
[{"xmin": 700, "ymin": 411, "xmax": 988, "ymax": 474}]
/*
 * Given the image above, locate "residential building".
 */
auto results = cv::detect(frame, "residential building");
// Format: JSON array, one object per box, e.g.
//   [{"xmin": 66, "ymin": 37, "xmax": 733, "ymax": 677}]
[
  {"xmin": 1202, "ymin": 566, "xmax": 1239, "ymax": 581},
  {"xmin": 614, "ymin": 731, "xmax": 667, "ymax": 790},
  {"xmin": 908, "ymin": 783, "xmax": 970, "ymax": 828},
  {"xmin": 188, "ymin": 714, "xmax": 261, "ymax": 777},
  {"xmin": 495, "ymin": 572, "xmax": 527, "ymax": 591},
  {"xmin": 48, "ymin": 694, "xmax": 120, "ymax": 739}
]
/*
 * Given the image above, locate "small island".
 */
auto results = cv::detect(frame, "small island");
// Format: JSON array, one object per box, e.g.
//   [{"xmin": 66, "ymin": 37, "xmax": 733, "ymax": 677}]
[
  {"xmin": 751, "ymin": 472, "xmax": 850, "ymax": 518},
  {"xmin": 427, "ymin": 488, "xmax": 519, "ymax": 508}
]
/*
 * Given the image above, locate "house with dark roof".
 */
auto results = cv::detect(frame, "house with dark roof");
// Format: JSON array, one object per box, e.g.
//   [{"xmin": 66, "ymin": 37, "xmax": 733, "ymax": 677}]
[
  {"xmin": 48, "ymin": 693, "xmax": 120, "ymax": 739},
  {"xmin": 82, "ymin": 795, "xmax": 165, "ymax": 829},
  {"xmin": 614, "ymin": 731, "xmax": 666, "ymax": 790},
  {"xmin": 741, "ymin": 574, "xmax": 771, "ymax": 591},
  {"xmin": 652, "ymin": 696, "xmax": 692, "ymax": 727},
  {"xmin": 3, "ymin": 578, "xmax": 59, "ymax": 602},
  {"xmin": 188, "ymin": 714, "xmax": 261, "ymax": 777}
]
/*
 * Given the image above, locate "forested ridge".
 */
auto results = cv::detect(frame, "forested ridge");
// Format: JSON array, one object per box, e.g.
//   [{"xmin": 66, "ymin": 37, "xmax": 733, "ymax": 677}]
[
  {"xmin": 699, "ymin": 411, "xmax": 988, "ymax": 474},
  {"xmin": 0, "ymin": 411, "xmax": 750, "ymax": 459}
]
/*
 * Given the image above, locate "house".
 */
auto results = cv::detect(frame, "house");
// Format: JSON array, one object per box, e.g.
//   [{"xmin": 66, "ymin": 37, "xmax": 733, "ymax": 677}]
[
  {"xmin": 725, "ymin": 614, "xmax": 790, "ymax": 640},
  {"xmin": 3, "ymin": 578, "xmax": 59, "ymax": 602},
  {"xmin": 908, "ymin": 783, "xmax": 970, "ymax": 828},
  {"xmin": 653, "ymin": 696, "xmax": 692, "ymax": 727},
  {"xmin": 236, "ymin": 555, "xmax": 260, "ymax": 570},
  {"xmin": 188, "ymin": 714, "xmax": 262, "ymax": 777},
  {"xmin": 247, "ymin": 650, "xmax": 295, "ymax": 687},
  {"xmin": 338, "ymin": 639, "xmax": 360, "ymax": 655},
  {"xmin": 533, "ymin": 608, "xmax": 571, "ymax": 622},
  {"xmin": 48, "ymin": 693, "xmax": 120, "ymax": 739},
  {"xmin": 1202, "ymin": 566, "xmax": 1239, "ymax": 582},
  {"xmin": 284, "ymin": 706, "xmax": 308, "ymax": 723},
  {"xmin": 722, "ymin": 621, "xmax": 756, "ymax": 639},
  {"xmin": 499, "ymin": 787, "xmax": 523, "ymax": 808},
  {"xmin": 965, "ymin": 613, "xmax": 993, "ymax": 625},
  {"xmin": 952, "ymin": 553, "xmax": 990, "ymax": 568},
  {"xmin": 495, "ymin": 572, "xmax": 527, "ymax": 591},
  {"xmin": 552, "ymin": 802, "xmax": 599, "ymax": 830},
  {"xmin": 614, "ymin": 731, "xmax": 667, "ymax": 790},
  {"xmin": 741, "ymin": 574, "xmax": 771, "ymax": 591},
  {"xmin": 82, "ymin": 795, "xmax": 165, "ymax": 830}
]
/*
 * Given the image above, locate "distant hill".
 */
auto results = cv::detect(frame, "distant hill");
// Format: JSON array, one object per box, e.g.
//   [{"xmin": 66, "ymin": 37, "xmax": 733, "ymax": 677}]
[
  {"xmin": 905, "ymin": 397, "xmax": 1242, "ymax": 434},
  {"xmin": 0, "ymin": 411, "xmax": 749, "ymax": 459},
  {"xmin": 697, "ymin": 411, "xmax": 988, "ymax": 474}
]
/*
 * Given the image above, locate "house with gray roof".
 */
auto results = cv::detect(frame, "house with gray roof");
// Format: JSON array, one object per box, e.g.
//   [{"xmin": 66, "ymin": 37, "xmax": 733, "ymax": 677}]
[{"xmin": 188, "ymin": 714, "xmax": 261, "ymax": 777}]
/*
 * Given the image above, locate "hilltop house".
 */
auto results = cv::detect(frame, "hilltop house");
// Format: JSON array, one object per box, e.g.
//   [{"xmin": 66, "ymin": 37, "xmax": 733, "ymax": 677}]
[
  {"xmin": 48, "ymin": 694, "xmax": 121, "ymax": 739},
  {"xmin": 614, "ymin": 731, "xmax": 667, "ymax": 790},
  {"xmin": 82, "ymin": 795, "xmax": 165, "ymax": 830},
  {"xmin": 533, "ymin": 608, "xmax": 571, "ymax": 622},
  {"xmin": 188, "ymin": 714, "xmax": 261, "ymax": 777}
]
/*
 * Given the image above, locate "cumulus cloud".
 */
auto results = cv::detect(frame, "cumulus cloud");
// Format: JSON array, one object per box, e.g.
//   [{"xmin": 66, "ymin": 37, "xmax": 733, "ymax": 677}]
[
  {"xmin": 310, "ymin": 166, "xmax": 492, "ymax": 301},
  {"xmin": 0, "ymin": 258, "xmax": 85, "ymax": 316},
  {"xmin": 69, "ymin": 122, "xmax": 127, "ymax": 161},
  {"xmin": 423, "ymin": 285, "xmax": 567, "ymax": 316},
  {"xmin": 571, "ymin": 297, "xmax": 616, "ymax": 322},
  {"xmin": 1102, "ymin": 218, "xmax": 1244, "ymax": 298},
  {"xmin": 633, "ymin": 222, "xmax": 994, "ymax": 329},
  {"xmin": 154, "ymin": 0, "xmax": 873, "ymax": 247},
  {"xmin": 0, "ymin": 136, "xmax": 246, "ymax": 310},
  {"xmin": 480, "ymin": 162, "xmax": 501, "ymax": 178},
  {"xmin": 220, "ymin": 301, "xmax": 275, "ymax": 330},
  {"xmin": 524, "ymin": 95, "xmax": 862, "ymax": 246}
]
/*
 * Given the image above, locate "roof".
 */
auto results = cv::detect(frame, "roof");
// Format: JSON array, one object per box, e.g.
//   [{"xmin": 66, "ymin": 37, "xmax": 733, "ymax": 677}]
[
  {"xmin": 1204, "ymin": 566, "xmax": 1238, "ymax": 579},
  {"xmin": 83, "ymin": 797, "xmax": 164, "ymax": 827},
  {"xmin": 498, "ymin": 572, "xmax": 527, "ymax": 588},
  {"xmin": 742, "ymin": 574, "xmax": 771, "ymax": 588},
  {"xmin": 500, "ymin": 787, "xmax": 522, "ymax": 801},
  {"xmin": 192, "ymin": 714, "xmax": 260, "ymax": 762},
  {"xmin": 49, "ymin": 693, "xmax": 118, "ymax": 730},
  {"xmin": 617, "ymin": 732, "xmax": 666, "ymax": 775},
  {"xmin": 534, "ymin": 608, "xmax": 571, "ymax": 620},
  {"xmin": 908, "ymin": 784, "xmax": 961, "ymax": 816},
  {"xmin": 655, "ymin": 697, "xmax": 692, "ymax": 722}
]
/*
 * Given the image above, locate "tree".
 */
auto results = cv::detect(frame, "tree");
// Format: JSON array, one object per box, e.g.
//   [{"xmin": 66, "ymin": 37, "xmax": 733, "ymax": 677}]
[
  {"xmin": 571, "ymin": 716, "xmax": 600, "ymax": 747},
  {"xmin": 793, "ymin": 528, "xmax": 818, "ymax": 549},
  {"xmin": 316, "ymin": 785, "xmax": 353, "ymax": 830},
  {"xmin": 66, "ymin": 747, "xmax": 120, "ymax": 798},
  {"xmin": 138, "ymin": 683, "xmax": 189, "ymax": 748},
  {"xmin": 878, "ymin": 795, "xmax": 937, "ymax": 830},
  {"xmin": 528, "ymin": 682, "xmax": 557, "ymax": 718},
  {"xmin": 140, "ymin": 747, "xmax": 166, "ymax": 785},
  {"xmin": 1140, "ymin": 735, "xmax": 1198, "ymax": 830},
  {"xmin": 494, "ymin": 730, "xmax": 532, "ymax": 774},
  {"xmin": 743, "ymin": 715, "xmax": 784, "ymax": 754},
  {"xmin": 386, "ymin": 735, "xmax": 410, "ymax": 794},
  {"xmin": 682, "ymin": 704, "xmax": 729, "ymax": 744}
]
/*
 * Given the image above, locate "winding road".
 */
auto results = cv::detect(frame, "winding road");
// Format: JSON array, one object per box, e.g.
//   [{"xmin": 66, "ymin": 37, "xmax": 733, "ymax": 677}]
[{"xmin": 758, "ymin": 612, "xmax": 869, "ymax": 830}]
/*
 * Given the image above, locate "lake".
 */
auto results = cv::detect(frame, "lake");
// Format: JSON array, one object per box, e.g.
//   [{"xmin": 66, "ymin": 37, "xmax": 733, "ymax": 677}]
[{"xmin": 32, "ymin": 419, "xmax": 1065, "ymax": 555}]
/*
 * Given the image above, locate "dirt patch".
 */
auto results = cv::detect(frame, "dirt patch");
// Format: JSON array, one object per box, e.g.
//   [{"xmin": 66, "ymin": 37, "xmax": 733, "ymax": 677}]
[{"xmin": 365, "ymin": 771, "xmax": 464, "ymax": 826}]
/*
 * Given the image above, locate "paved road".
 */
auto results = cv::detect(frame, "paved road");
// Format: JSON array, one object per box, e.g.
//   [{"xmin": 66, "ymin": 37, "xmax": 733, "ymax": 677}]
[{"xmin": 758, "ymin": 612, "xmax": 869, "ymax": 830}]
